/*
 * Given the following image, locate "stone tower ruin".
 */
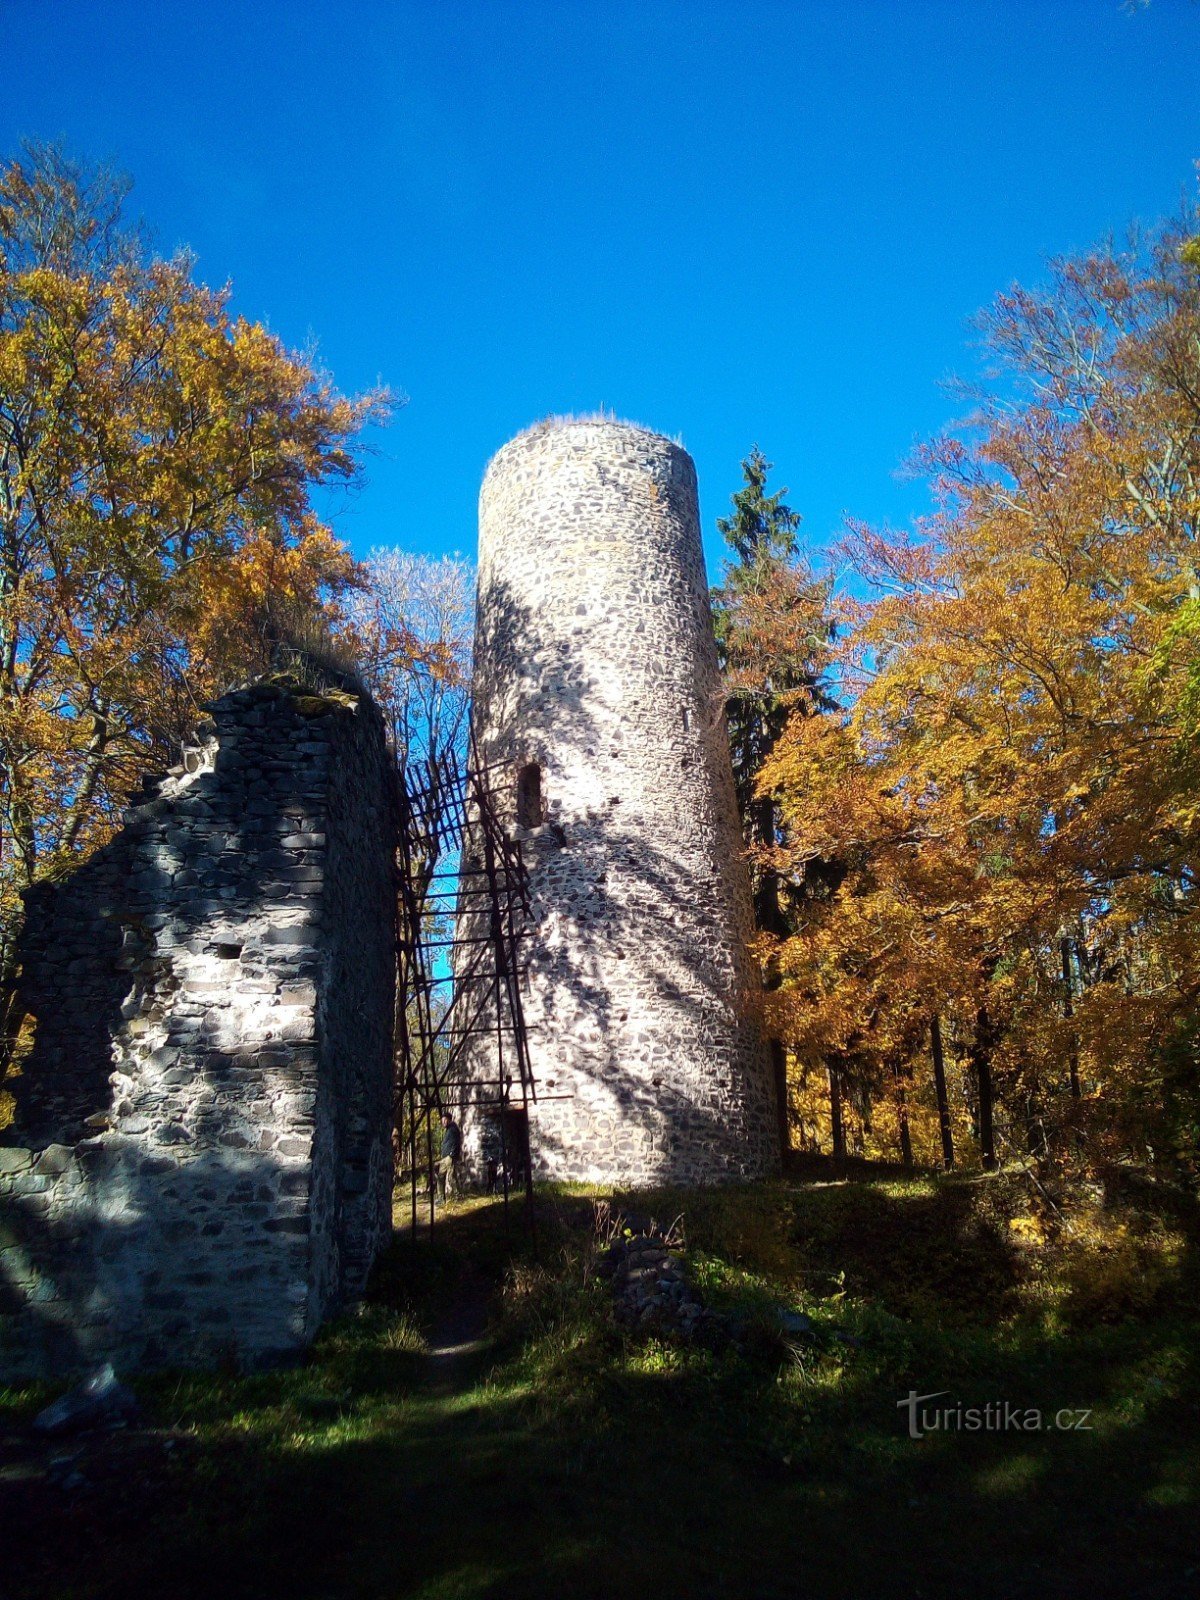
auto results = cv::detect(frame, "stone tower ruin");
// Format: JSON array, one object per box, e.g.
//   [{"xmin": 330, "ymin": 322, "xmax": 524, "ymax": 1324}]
[{"xmin": 461, "ymin": 416, "xmax": 779, "ymax": 1185}]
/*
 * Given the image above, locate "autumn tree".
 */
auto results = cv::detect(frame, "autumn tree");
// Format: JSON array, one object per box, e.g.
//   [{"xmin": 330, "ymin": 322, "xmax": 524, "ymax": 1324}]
[
  {"xmin": 0, "ymin": 143, "xmax": 388, "ymax": 1041},
  {"xmin": 758, "ymin": 210, "xmax": 1200, "ymax": 1180},
  {"xmin": 756, "ymin": 710, "xmax": 983, "ymax": 1164},
  {"xmin": 346, "ymin": 546, "xmax": 474, "ymax": 937}
]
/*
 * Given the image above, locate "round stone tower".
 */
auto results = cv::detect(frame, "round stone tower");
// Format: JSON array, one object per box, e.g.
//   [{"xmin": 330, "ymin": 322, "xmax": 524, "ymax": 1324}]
[{"xmin": 461, "ymin": 415, "xmax": 779, "ymax": 1185}]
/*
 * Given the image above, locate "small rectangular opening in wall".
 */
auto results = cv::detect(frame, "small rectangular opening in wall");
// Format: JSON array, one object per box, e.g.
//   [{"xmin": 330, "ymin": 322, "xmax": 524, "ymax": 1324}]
[
  {"xmin": 504, "ymin": 1107, "xmax": 531, "ymax": 1176},
  {"xmin": 213, "ymin": 943, "xmax": 243, "ymax": 960},
  {"xmin": 517, "ymin": 763, "xmax": 544, "ymax": 828}
]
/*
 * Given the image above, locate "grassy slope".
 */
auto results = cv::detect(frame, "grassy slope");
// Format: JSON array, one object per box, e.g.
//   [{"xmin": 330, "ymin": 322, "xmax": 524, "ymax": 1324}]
[{"xmin": 2, "ymin": 1170, "xmax": 1199, "ymax": 1600}]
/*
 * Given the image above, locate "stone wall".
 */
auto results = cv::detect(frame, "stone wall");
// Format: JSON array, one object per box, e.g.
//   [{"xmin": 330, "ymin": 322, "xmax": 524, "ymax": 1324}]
[
  {"xmin": 0, "ymin": 682, "xmax": 397, "ymax": 1380},
  {"xmin": 460, "ymin": 416, "xmax": 779, "ymax": 1185}
]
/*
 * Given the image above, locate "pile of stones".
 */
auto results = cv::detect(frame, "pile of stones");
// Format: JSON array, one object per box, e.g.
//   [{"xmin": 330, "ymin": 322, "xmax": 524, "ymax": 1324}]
[
  {"xmin": 595, "ymin": 1216, "xmax": 725, "ymax": 1342},
  {"xmin": 592, "ymin": 1206, "xmax": 856, "ymax": 1356}
]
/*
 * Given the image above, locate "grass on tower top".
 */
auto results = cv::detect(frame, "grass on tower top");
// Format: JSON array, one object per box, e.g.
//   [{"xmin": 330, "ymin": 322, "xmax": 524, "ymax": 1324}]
[{"xmin": 493, "ymin": 409, "xmax": 687, "ymax": 453}]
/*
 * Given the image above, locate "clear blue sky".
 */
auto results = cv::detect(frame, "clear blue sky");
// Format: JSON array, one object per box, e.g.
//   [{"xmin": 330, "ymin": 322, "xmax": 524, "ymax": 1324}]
[{"xmin": 3, "ymin": 1, "xmax": 1198, "ymax": 580}]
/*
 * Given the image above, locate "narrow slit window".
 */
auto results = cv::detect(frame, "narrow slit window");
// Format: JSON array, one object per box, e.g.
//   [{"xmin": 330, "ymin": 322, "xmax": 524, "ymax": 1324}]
[{"xmin": 517, "ymin": 762, "xmax": 544, "ymax": 828}]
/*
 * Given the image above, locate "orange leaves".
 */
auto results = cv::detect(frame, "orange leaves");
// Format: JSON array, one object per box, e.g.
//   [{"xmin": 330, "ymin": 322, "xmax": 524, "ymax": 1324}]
[
  {"xmin": 186, "ymin": 525, "xmax": 359, "ymax": 652},
  {"xmin": 758, "ymin": 214, "xmax": 1200, "ymax": 1171}
]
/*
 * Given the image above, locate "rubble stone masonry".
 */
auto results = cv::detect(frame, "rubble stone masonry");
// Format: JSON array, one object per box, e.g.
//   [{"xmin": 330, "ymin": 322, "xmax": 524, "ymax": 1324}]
[
  {"xmin": 0, "ymin": 682, "xmax": 397, "ymax": 1379},
  {"xmin": 462, "ymin": 417, "xmax": 779, "ymax": 1185}
]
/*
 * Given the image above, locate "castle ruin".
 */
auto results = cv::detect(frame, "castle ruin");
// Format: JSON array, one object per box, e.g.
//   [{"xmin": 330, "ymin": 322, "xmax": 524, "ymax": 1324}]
[
  {"xmin": 0, "ymin": 684, "xmax": 397, "ymax": 1378},
  {"xmin": 0, "ymin": 412, "xmax": 781, "ymax": 1383}
]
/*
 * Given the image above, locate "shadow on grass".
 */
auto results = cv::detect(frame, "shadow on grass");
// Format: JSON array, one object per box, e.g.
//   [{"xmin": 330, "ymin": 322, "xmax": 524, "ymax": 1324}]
[
  {"xmin": 790, "ymin": 1176, "xmax": 1027, "ymax": 1323},
  {"xmin": 3, "ymin": 1184, "xmax": 1198, "ymax": 1600}
]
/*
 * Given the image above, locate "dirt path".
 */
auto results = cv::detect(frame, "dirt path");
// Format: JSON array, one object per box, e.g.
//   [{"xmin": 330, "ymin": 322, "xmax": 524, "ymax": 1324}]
[{"xmin": 423, "ymin": 1268, "xmax": 494, "ymax": 1385}]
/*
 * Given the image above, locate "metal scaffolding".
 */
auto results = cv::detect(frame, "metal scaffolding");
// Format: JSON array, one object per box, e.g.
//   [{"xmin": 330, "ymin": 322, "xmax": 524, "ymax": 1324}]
[{"xmin": 395, "ymin": 724, "xmax": 538, "ymax": 1238}]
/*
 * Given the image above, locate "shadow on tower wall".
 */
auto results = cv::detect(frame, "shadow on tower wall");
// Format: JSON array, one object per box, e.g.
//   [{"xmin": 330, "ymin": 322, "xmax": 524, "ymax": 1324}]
[{"xmin": 457, "ymin": 580, "xmax": 778, "ymax": 1185}]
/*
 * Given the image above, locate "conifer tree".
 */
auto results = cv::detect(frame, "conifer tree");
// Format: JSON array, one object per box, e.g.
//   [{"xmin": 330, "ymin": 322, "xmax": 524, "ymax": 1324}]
[
  {"xmin": 712, "ymin": 449, "xmax": 835, "ymax": 1153},
  {"xmin": 711, "ymin": 448, "xmax": 833, "ymax": 934}
]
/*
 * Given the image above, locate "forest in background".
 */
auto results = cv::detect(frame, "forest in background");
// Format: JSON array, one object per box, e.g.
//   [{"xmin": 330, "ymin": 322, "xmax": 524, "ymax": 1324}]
[{"xmin": 714, "ymin": 205, "xmax": 1200, "ymax": 1188}]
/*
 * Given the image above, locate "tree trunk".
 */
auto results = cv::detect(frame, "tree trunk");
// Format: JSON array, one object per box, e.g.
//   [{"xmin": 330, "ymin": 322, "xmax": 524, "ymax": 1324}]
[
  {"xmin": 1061, "ymin": 937, "xmax": 1082, "ymax": 1100},
  {"xmin": 930, "ymin": 1013, "xmax": 955, "ymax": 1169},
  {"xmin": 893, "ymin": 1062, "xmax": 913, "ymax": 1171},
  {"xmin": 0, "ymin": 934, "xmax": 22, "ymax": 1084},
  {"xmin": 1023, "ymin": 1092, "xmax": 1048, "ymax": 1158},
  {"xmin": 771, "ymin": 1038, "xmax": 790, "ymax": 1158},
  {"xmin": 752, "ymin": 792, "xmax": 787, "ymax": 935},
  {"xmin": 827, "ymin": 1058, "xmax": 846, "ymax": 1163},
  {"xmin": 970, "ymin": 1005, "xmax": 998, "ymax": 1171}
]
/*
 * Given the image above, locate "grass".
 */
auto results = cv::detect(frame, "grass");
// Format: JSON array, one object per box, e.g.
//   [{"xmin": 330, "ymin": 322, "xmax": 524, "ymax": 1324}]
[{"xmin": 2, "ymin": 1169, "xmax": 1199, "ymax": 1599}]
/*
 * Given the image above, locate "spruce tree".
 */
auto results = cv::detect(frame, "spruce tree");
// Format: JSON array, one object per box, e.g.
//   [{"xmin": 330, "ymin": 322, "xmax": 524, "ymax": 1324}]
[
  {"xmin": 712, "ymin": 449, "xmax": 835, "ymax": 1155},
  {"xmin": 712, "ymin": 447, "xmax": 833, "ymax": 935}
]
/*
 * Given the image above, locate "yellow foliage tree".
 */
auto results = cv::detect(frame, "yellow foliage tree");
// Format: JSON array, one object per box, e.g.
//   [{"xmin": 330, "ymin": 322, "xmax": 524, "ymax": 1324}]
[
  {"xmin": 0, "ymin": 145, "xmax": 389, "ymax": 1032},
  {"xmin": 759, "ymin": 214, "xmax": 1200, "ymax": 1180}
]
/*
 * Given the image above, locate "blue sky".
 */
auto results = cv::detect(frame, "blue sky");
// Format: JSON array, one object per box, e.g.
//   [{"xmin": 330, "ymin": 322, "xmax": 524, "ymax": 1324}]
[{"xmin": 3, "ymin": 1, "xmax": 1198, "ymax": 582}]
